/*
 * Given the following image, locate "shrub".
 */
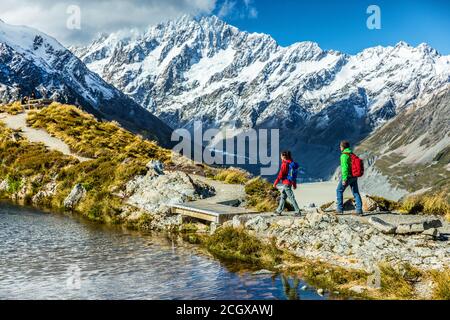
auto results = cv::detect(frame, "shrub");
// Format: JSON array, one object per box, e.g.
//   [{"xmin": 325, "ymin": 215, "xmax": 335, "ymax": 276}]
[
  {"xmin": 422, "ymin": 192, "xmax": 450, "ymax": 217},
  {"xmin": 245, "ymin": 177, "xmax": 278, "ymax": 212},
  {"xmin": 204, "ymin": 226, "xmax": 282, "ymax": 268},
  {"xmin": 214, "ymin": 167, "xmax": 251, "ymax": 184},
  {"xmin": 399, "ymin": 191, "xmax": 450, "ymax": 221},
  {"xmin": 431, "ymin": 269, "xmax": 450, "ymax": 300},
  {"xmin": 125, "ymin": 213, "xmax": 154, "ymax": 231},
  {"xmin": 399, "ymin": 196, "xmax": 424, "ymax": 215},
  {"xmin": 378, "ymin": 263, "xmax": 418, "ymax": 299},
  {"xmin": 6, "ymin": 174, "xmax": 22, "ymax": 194},
  {"xmin": 0, "ymin": 101, "xmax": 23, "ymax": 115}
]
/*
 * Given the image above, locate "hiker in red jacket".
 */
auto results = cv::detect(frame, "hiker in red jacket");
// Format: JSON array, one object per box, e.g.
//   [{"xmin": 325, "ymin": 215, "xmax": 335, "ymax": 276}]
[{"xmin": 273, "ymin": 151, "xmax": 301, "ymax": 216}]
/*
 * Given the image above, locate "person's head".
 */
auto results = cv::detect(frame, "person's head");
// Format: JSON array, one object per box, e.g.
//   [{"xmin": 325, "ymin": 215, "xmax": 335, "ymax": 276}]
[
  {"xmin": 281, "ymin": 150, "xmax": 292, "ymax": 161},
  {"xmin": 340, "ymin": 140, "xmax": 350, "ymax": 152}
]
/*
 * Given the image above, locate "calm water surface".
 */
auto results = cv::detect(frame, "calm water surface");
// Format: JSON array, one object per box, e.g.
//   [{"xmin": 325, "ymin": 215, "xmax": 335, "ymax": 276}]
[{"xmin": 0, "ymin": 202, "xmax": 326, "ymax": 300}]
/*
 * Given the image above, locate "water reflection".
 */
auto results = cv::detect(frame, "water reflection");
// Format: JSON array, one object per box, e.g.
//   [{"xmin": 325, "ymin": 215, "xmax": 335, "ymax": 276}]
[{"xmin": 281, "ymin": 275, "xmax": 301, "ymax": 300}]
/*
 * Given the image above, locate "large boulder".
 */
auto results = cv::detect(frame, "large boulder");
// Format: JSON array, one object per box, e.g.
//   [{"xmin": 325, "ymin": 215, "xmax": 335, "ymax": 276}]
[
  {"xmin": 368, "ymin": 217, "xmax": 396, "ymax": 234},
  {"xmin": 125, "ymin": 170, "xmax": 215, "ymax": 214},
  {"xmin": 63, "ymin": 183, "xmax": 86, "ymax": 209},
  {"xmin": 362, "ymin": 195, "xmax": 378, "ymax": 212},
  {"xmin": 396, "ymin": 219, "xmax": 443, "ymax": 235},
  {"xmin": 320, "ymin": 200, "xmax": 354, "ymax": 212}
]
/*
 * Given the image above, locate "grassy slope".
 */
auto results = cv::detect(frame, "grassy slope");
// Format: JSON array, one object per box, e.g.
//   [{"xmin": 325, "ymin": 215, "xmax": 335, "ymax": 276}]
[{"xmin": 0, "ymin": 103, "xmax": 171, "ymax": 224}]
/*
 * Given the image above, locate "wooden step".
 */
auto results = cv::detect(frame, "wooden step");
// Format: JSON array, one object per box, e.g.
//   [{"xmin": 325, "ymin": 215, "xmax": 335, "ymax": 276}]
[{"xmin": 171, "ymin": 202, "xmax": 258, "ymax": 224}]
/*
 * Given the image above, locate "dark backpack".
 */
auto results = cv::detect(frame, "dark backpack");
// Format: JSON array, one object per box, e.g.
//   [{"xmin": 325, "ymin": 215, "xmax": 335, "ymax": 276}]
[
  {"xmin": 344, "ymin": 152, "xmax": 364, "ymax": 178},
  {"xmin": 287, "ymin": 161, "xmax": 299, "ymax": 182}
]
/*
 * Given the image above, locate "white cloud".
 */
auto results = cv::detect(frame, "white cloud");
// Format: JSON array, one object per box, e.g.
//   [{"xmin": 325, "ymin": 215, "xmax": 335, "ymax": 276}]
[
  {"xmin": 218, "ymin": 0, "xmax": 237, "ymax": 18},
  {"xmin": 218, "ymin": 0, "xmax": 258, "ymax": 20},
  {"xmin": 0, "ymin": 0, "xmax": 259, "ymax": 45},
  {"xmin": 0, "ymin": 0, "xmax": 217, "ymax": 45},
  {"xmin": 248, "ymin": 7, "xmax": 258, "ymax": 19}
]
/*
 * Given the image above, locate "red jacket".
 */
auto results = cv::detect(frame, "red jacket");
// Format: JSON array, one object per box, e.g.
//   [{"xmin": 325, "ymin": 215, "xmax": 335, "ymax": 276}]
[{"xmin": 274, "ymin": 159, "xmax": 297, "ymax": 188}]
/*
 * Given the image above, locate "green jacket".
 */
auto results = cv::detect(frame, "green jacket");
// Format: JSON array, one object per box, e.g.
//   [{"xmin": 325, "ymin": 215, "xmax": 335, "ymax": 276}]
[{"xmin": 340, "ymin": 148, "xmax": 352, "ymax": 181}]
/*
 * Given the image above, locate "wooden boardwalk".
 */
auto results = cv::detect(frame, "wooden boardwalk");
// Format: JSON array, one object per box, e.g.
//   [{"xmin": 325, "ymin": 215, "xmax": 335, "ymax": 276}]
[
  {"xmin": 21, "ymin": 99, "xmax": 53, "ymax": 110},
  {"xmin": 171, "ymin": 201, "xmax": 258, "ymax": 224}
]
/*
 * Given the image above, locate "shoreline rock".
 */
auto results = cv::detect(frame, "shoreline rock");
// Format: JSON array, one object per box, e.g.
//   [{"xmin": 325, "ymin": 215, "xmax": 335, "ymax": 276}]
[
  {"xmin": 63, "ymin": 183, "xmax": 86, "ymax": 209},
  {"xmin": 124, "ymin": 163, "xmax": 215, "ymax": 215}
]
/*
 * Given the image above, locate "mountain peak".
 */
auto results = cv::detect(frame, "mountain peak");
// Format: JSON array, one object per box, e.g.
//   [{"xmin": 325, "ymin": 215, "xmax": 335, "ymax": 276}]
[
  {"xmin": 395, "ymin": 40, "xmax": 411, "ymax": 48},
  {"xmin": 417, "ymin": 42, "xmax": 439, "ymax": 55},
  {"xmin": 200, "ymin": 14, "xmax": 224, "ymax": 25}
]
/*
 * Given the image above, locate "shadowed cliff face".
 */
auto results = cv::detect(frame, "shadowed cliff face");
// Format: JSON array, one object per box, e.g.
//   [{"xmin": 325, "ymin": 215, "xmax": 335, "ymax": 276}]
[{"xmin": 355, "ymin": 86, "xmax": 450, "ymax": 197}]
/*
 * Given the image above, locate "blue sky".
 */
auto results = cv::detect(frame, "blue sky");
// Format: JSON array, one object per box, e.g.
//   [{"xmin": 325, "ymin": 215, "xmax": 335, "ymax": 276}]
[{"xmin": 215, "ymin": 0, "xmax": 450, "ymax": 54}]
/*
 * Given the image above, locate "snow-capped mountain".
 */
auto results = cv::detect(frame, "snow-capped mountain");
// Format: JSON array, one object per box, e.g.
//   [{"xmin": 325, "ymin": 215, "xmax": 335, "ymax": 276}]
[
  {"xmin": 74, "ymin": 15, "xmax": 450, "ymax": 179},
  {"xmin": 0, "ymin": 19, "xmax": 172, "ymax": 146}
]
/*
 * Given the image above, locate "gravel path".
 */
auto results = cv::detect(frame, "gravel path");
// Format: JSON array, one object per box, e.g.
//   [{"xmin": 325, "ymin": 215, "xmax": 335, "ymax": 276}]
[
  {"xmin": 293, "ymin": 181, "xmax": 338, "ymax": 207},
  {"xmin": 0, "ymin": 112, "xmax": 91, "ymax": 162},
  {"xmin": 190, "ymin": 174, "xmax": 246, "ymax": 203}
]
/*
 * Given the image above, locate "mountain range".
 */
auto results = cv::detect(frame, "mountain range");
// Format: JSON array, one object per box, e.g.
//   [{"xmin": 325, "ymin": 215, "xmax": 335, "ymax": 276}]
[
  {"xmin": 72, "ymin": 15, "xmax": 450, "ymax": 185},
  {"xmin": 0, "ymin": 19, "xmax": 172, "ymax": 146}
]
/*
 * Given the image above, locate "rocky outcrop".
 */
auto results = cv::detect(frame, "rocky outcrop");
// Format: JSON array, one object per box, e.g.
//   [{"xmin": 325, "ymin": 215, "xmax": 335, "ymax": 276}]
[
  {"xmin": 368, "ymin": 216, "xmax": 443, "ymax": 235},
  {"xmin": 368, "ymin": 217, "xmax": 396, "ymax": 234},
  {"xmin": 229, "ymin": 210, "xmax": 449, "ymax": 271},
  {"xmin": 32, "ymin": 181, "xmax": 57, "ymax": 205},
  {"xmin": 63, "ymin": 184, "xmax": 86, "ymax": 209},
  {"xmin": 125, "ymin": 160, "xmax": 215, "ymax": 214},
  {"xmin": 396, "ymin": 219, "xmax": 443, "ymax": 235}
]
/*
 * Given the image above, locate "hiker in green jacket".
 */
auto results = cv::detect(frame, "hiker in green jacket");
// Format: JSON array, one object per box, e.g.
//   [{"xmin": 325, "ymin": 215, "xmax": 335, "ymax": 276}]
[{"xmin": 336, "ymin": 140, "xmax": 363, "ymax": 215}]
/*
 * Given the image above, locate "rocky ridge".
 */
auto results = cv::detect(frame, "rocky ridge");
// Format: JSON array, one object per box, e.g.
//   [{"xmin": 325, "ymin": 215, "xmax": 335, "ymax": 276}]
[{"xmin": 230, "ymin": 210, "xmax": 449, "ymax": 272}]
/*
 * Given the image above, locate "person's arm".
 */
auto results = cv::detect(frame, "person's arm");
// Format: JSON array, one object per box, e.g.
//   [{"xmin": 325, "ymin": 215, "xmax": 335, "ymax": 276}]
[
  {"xmin": 273, "ymin": 161, "xmax": 287, "ymax": 187},
  {"xmin": 341, "ymin": 153, "xmax": 350, "ymax": 183}
]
